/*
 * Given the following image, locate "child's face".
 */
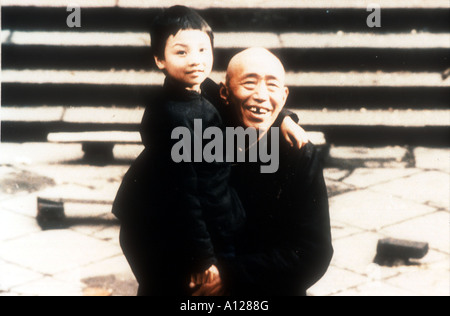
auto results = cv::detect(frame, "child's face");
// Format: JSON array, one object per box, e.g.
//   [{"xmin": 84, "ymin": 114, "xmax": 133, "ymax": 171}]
[{"xmin": 155, "ymin": 29, "xmax": 213, "ymax": 92}]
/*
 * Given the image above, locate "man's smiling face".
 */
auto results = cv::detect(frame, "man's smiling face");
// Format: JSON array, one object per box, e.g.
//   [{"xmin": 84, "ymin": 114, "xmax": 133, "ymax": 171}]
[{"xmin": 221, "ymin": 48, "xmax": 289, "ymax": 131}]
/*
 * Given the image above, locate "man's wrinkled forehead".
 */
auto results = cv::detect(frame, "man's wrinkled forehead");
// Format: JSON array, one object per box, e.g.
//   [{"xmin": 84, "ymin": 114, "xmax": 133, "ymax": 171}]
[{"xmin": 227, "ymin": 48, "xmax": 286, "ymax": 84}]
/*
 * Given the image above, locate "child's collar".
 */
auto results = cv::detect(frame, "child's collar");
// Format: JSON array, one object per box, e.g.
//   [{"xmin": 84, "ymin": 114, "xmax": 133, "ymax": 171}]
[{"xmin": 163, "ymin": 77, "xmax": 202, "ymax": 101}]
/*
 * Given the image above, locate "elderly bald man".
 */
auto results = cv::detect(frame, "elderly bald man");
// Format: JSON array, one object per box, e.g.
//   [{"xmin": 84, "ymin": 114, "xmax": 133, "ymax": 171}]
[{"xmin": 194, "ymin": 48, "xmax": 333, "ymax": 296}]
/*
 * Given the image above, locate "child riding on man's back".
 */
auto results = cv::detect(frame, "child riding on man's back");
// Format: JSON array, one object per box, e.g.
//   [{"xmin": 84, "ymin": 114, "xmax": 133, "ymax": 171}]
[
  {"xmin": 113, "ymin": 6, "xmax": 245, "ymax": 296},
  {"xmin": 113, "ymin": 5, "xmax": 306, "ymax": 296}
]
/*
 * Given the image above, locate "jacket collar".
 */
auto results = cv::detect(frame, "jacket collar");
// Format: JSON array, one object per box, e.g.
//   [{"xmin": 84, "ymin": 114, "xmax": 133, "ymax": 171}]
[{"xmin": 163, "ymin": 77, "xmax": 202, "ymax": 102}]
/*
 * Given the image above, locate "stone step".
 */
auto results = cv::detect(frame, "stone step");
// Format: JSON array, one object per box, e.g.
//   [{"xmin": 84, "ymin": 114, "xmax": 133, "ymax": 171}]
[
  {"xmin": 5, "ymin": 45, "xmax": 448, "ymax": 73},
  {"xmin": 3, "ymin": 106, "xmax": 449, "ymax": 127},
  {"xmin": 45, "ymin": 130, "xmax": 328, "ymax": 165},
  {"xmin": 291, "ymin": 109, "xmax": 450, "ymax": 127},
  {"xmin": 4, "ymin": 69, "xmax": 449, "ymax": 87},
  {"xmin": 4, "ymin": 30, "xmax": 449, "ymax": 49},
  {"xmin": 3, "ymin": 83, "xmax": 448, "ymax": 110},
  {"xmin": 3, "ymin": 31, "xmax": 448, "ymax": 72},
  {"xmin": 2, "ymin": 0, "xmax": 448, "ymax": 9},
  {"xmin": 2, "ymin": 1, "xmax": 447, "ymax": 147},
  {"xmin": 2, "ymin": 4, "xmax": 449, "ymax": 33},
  {"xmin": 47, "ymin": 131, "xmax": 142, "ymax": 144},
  {"xmin": 3, "ymin": 70, "xmax": 449, "ymax": 110},
  {"xmin": 2, "ymin": 106, "xmax": 449, "ymax": 146},
  {"xmin": 47, "ymin": 130, "xmax": 327, "ymax": 148}
]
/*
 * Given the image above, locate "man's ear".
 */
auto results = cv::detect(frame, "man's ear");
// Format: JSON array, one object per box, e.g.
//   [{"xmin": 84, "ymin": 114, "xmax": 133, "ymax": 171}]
[
  {"xmin": 219, "ymin": 82, "xmax": 230, "ymax": 105},
  {"xmin": 154, "ymin": 55, "xmax": 166, "ymax": 70},
  {"xmin": 282, "ymin": 86, "xmax": 290, "ymax": 107}
]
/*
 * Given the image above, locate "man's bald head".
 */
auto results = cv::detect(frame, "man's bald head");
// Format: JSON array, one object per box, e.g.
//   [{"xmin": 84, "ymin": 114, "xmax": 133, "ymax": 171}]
[
  {"xmin": 226, "ymin": 47, "xmax": 286, "ymax": 86},
  {"xmin": 220, "ymin": 47, "xmax": 289, "ymax": 131}
]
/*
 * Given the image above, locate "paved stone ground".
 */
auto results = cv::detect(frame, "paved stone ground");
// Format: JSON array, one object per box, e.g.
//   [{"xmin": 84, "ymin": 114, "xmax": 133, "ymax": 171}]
[{"xmin": 0, "ymin": 142, "xmax": 448, "ymax": 296}]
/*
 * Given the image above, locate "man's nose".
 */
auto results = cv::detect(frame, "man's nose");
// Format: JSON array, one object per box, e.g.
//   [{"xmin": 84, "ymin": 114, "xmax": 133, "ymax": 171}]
[{"xmin": 253, "ymin": 81, "xmax": 269, "ymax": 102}]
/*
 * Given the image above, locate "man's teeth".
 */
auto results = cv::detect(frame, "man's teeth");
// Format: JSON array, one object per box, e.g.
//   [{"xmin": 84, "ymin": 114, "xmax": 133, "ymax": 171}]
[{"xmin": 249, "ymin": 107, "xmax": 269, "ymax": 114}]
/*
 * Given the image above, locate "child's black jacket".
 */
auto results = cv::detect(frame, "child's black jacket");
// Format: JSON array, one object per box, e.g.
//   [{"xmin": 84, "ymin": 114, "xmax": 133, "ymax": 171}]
[{"xmin": 113, "ymin": 78, "xmax": 245, "ymax": 279}]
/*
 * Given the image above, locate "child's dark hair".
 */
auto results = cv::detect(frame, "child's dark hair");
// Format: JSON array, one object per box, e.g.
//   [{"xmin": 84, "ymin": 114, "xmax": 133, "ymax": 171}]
[{"xmin": 150, "ymin": 5, "xmax": 214, "ymax": 60}]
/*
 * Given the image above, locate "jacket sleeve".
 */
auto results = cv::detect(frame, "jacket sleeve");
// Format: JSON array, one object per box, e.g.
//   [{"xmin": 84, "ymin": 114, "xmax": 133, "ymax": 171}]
[
  {"xmin": 221, "ymin": 144, "xmax": 333, "ymax": 295},
  {"xmin": 273, "ymin": 108, "xmax": 300, "ymax": 127}
]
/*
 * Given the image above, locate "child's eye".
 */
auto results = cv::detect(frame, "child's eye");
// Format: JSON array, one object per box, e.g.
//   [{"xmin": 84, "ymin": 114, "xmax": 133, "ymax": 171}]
[{"xmin": 176, "ymin": 50, "xmax": 187, "ymax": 56}]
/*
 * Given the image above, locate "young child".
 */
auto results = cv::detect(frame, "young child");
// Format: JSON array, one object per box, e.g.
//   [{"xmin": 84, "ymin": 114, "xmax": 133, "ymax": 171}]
[{"xmin": 113, "ymin": 5, "xmax": 305, "ymax": 296}]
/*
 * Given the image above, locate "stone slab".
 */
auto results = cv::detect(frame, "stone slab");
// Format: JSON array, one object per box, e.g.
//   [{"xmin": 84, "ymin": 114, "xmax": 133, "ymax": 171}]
[
  {"xmin": 307, "ymin": 266, "xmax": 369, "ymax": 296},
  {"xmin": 23, "ymin": 164, "xmax": 128, "ymax": 187},
  {"xmin": 0, "ymin": 143, "xmax": 84, "ymax": 166},
  {"xmin": 330, "ymin": 232, "xmax": 401, "ymax": 279},
  {"xmin": 335, "ymin": 281, "xmax": 418, "ymax": 296},
  {"xmin": 329, "ymin": 190, "xmax": 436, "ymax": 231},
  {"xmin": 0, "ymin": 230, "xmax": 121, "ymax": 275},
  {"xmin": 0, "ymin": 210, "xmax": 41, "ymax": 242},
  {"xmin": 324, "ymin": 168, "xmax": 353, "ymax": 182},
  {"xmin": 54, "ymin": 255, "xmax": 137, "ymax": 296},
  {"xmin": 69, "ymin": 217, "xmax": 120, "ymax": 246},
  {"xmin": 63, "ymin": 203, "xmax": 115, "ymax": 219},
  {"xmin": 405, "ymin": 250, "xmax": 450, "ymax": 272},
  {"xmin": 0, "ymin": 169, "xmax": 55, "ymax": 195},
  {"xmin": 87, "ymin": 224, "xmax": 120, "ymax": 246},
  {"xmin": 414, "ymin": 147, "xmax": 450, "ymax": 173},
  {"xmin": 386, "ymin": 268, "xmax": 450, "ymax": 296},
  {"xmin": 370, "ymin": 171, "xmax": 450, "ymax": 210},
  {"xmin": 342, "ymin": 168, "xmax": 421, "ymax": 189},
  {"xmin": 330, "ymin": 146, "xmax": 409, "ymax": 160},
  {"xmin": 380, "ymin": 211, "xmax": 450, "ymax": 254},
  {"xmin": 38, "ymin": 184, "xmax": 117, "ymax": 206},
  {"xmin": 325, "ymin": 179, "xmax": 354, "ymax": 198},
  {"xmin": 0, "ymin": 194, "xmax": 40, "ymax": 218},
  {"xmin": 113, "ymin": 144, "xmax": 144, "ymax": 161},
  {"xmin": 330, "ymin": 220, "xmax": 364, "ymax": 240},
  {"xmin": 11, "ymin": 276, "xmax": 84, "ymax": 296},
  {"xmin": 0, "ymin": 260, "xmax": 42, "ymax": 291}
]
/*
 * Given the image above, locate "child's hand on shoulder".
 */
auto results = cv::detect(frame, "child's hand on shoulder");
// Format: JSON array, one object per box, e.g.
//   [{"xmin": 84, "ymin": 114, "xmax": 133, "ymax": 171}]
[
  {"xmin": 190, "ymin": 265, "xmax": 220, "ymax": 288},
  {"xmin": 281, "ymin": 116, "xmax": 309, "ymax": 149}
]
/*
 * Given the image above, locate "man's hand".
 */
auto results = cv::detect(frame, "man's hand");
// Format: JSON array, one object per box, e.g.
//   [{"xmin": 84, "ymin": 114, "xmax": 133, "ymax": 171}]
[
  {"xmin": 192, "ymin": 277, "xmax": 226, "ymax": 296},
  {"xmin": 281, "ymin": 116, "xmax": 309, "ymax": 149}
]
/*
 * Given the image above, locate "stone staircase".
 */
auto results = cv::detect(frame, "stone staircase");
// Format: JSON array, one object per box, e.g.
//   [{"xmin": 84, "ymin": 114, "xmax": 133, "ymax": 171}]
[{"xmin": 1, "ymin": 0, "xmax": 449, "ymax": 146}]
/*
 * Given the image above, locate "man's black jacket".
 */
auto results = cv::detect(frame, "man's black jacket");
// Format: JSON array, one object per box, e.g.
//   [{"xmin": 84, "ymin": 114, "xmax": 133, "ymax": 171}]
[
  {"xmin": 202, "ymin": 79, "xmax": 333, "ymax": 296},
  {"xmin": 222, "ymin": 138, "xmax": 333, "ymax": 296}
]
